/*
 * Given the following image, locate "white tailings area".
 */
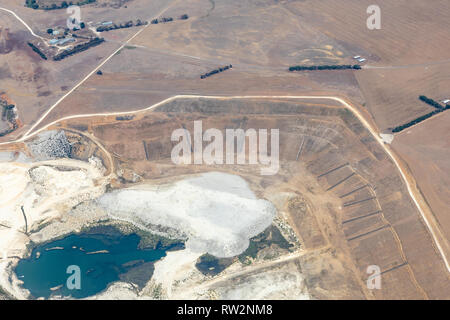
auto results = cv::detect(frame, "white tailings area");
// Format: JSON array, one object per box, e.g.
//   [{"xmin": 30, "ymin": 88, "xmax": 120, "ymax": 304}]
[
  {"xmin": 98, "ymin": 172, "xmax": 276, "ymax": 258},
  {"xmin": 0, "ymin": 158, "xmax": 108, "ymax": 299}
]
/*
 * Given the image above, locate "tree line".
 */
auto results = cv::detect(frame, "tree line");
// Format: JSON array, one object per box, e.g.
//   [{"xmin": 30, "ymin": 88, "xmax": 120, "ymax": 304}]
[
  {"xmin": 26, "ymin": 0, "xmax": 95, "ymax": 10},
  {"xmin": 200, "ymin": 65, "xmax": 233, "ymax": 79},
  {"xmin": 53, "ymin": 37, "xmax": 104, "ymax": 61},
  {"xmin": 96, "ymin": 20, "xmax": 148, "ymax": 32},
  {"xmin": 392, "ymin": 96, "xmax": 450, "ymax": 133},
  {"xmin": 27, "ymin": 42, "xmax": 48, "ymax": 60},
  {"xmin": 151, "ymin": 14, "xmax": 189, "ymax": 24},
  {"xmin": 116, "ymin": 115, "xmax": 135, "ymax": 121},
  {"xmin": 97, "ymin": 14, "xmax": 188, "ymax": 32},
  {"xmin": 419, "ymin": 95, "xmax": 444, "ymax": 109},
  {"xmin": 289, "ymin": 64, "xmax": 361, "ymax": 71}
]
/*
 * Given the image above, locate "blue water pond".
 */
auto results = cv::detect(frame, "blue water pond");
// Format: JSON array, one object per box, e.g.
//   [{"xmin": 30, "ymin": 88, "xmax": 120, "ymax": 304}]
[{"xmin": 15, "ymin": 230, "xmax": 180, "ymax": 299}]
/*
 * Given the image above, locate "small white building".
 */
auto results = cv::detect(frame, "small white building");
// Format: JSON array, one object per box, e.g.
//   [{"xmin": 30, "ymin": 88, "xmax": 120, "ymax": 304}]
[
  {"xmin": 358, "ymin": 58, "xmax": 367, "ymax": 63},
  {"xmin": 353, "ymin": 55, "xmax": 361, "ymax": 59},
  {"xmin": 442, "ymin": 99, "xmax": 450, "ymax": 104}
]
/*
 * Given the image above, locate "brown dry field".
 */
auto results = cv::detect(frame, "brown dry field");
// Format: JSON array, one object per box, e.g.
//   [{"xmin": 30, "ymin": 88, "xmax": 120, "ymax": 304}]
[
  {"xmin": 0, "ymin": 0, "xmax": 174, "ymax": 140},
  {"xmin": 49, "ymin": 98, "xmax": 449, "ymax": 299},
  {"xmin": 355, "ymin": 63, "xmax": 450, "ymax": 131},
  {"xmin": 0, "ymin": 0, "xmax": 449, "ymax": 299},
  {"xmin": 393, "ymin": 111, "xmax": 450, "ymax": 246},
  {"xmin": 1, "ymin": 0, "xmax": 449, "ymax": 132}
]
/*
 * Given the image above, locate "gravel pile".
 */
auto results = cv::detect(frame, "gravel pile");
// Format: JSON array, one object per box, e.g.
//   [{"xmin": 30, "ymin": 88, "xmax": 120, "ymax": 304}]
[{"xmin": 27, "ymin": 130, "xmax": 72, "ymax": 160}]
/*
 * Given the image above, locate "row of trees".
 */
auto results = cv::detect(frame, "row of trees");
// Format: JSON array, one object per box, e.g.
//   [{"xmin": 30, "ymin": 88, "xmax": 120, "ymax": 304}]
[
  {"xmin": 392, "ymin": 102, "xmax": 450, "ymax": 133},
  {"xmin": 151, "ymin": 14, "xmax": 189, "ymax": 24},
  {"xmin": 27, "ymin": 42, "xmax": 47, "ymax": 60},
  {"xmin": 53, "ymin": 37, "xmax": 104, "ymax": 61},
  {"xmin": 151, "ymin": 17, "xmax": 173, "ymax": 24},
  {"xmin": 419, "ymin": 95, "xmax": 444, "ymax": 109},
  {"xmin": 96, "ymin": 20, "xmax": 148, "ymax": 32},
  {"xmin": 26, "ymin": 0, "xmax": 95, "ymax": 10},
  {"xmin": 289, "ymin": 64, "xmax": 361, "ymax": 71},
  {"xmin": 200, "ymin": 65, "xmax": 233, "ymax": 79}
]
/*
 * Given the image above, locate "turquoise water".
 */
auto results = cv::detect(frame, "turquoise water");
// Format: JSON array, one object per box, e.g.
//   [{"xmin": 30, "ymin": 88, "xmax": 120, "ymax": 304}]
[{"xmin": 15, "ymin": 231, "xmax": 178, "ymax": 299}]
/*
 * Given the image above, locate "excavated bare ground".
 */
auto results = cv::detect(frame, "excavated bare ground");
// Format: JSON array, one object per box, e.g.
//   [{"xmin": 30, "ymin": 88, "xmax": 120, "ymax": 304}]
[{"xmin": 55, "ymin": 98, "xmax": 450, "ymax": 299}]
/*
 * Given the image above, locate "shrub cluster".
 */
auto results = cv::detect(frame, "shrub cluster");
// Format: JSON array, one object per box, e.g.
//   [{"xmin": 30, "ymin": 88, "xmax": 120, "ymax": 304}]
[
  {"xmin": 0, "ymin": 126, "xmax": 16, "ymax": 137},
  {"xmin": 0, "ymin": 102, "xmax": 18, "ymax": 137},
  {"xmin": 116, "ymin": 115, "xmax": 135, "ymax": 121},
  {"xmin": 151, "ymin": 15, "xmax": 188, "ymax": 24},
  {"xmin": 25, "ymin": 0, "xmax": 95, "ymax": 10},
  {"xmin": 1, "ymin": 104, "xmax": 15, "ymax": 122}
]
